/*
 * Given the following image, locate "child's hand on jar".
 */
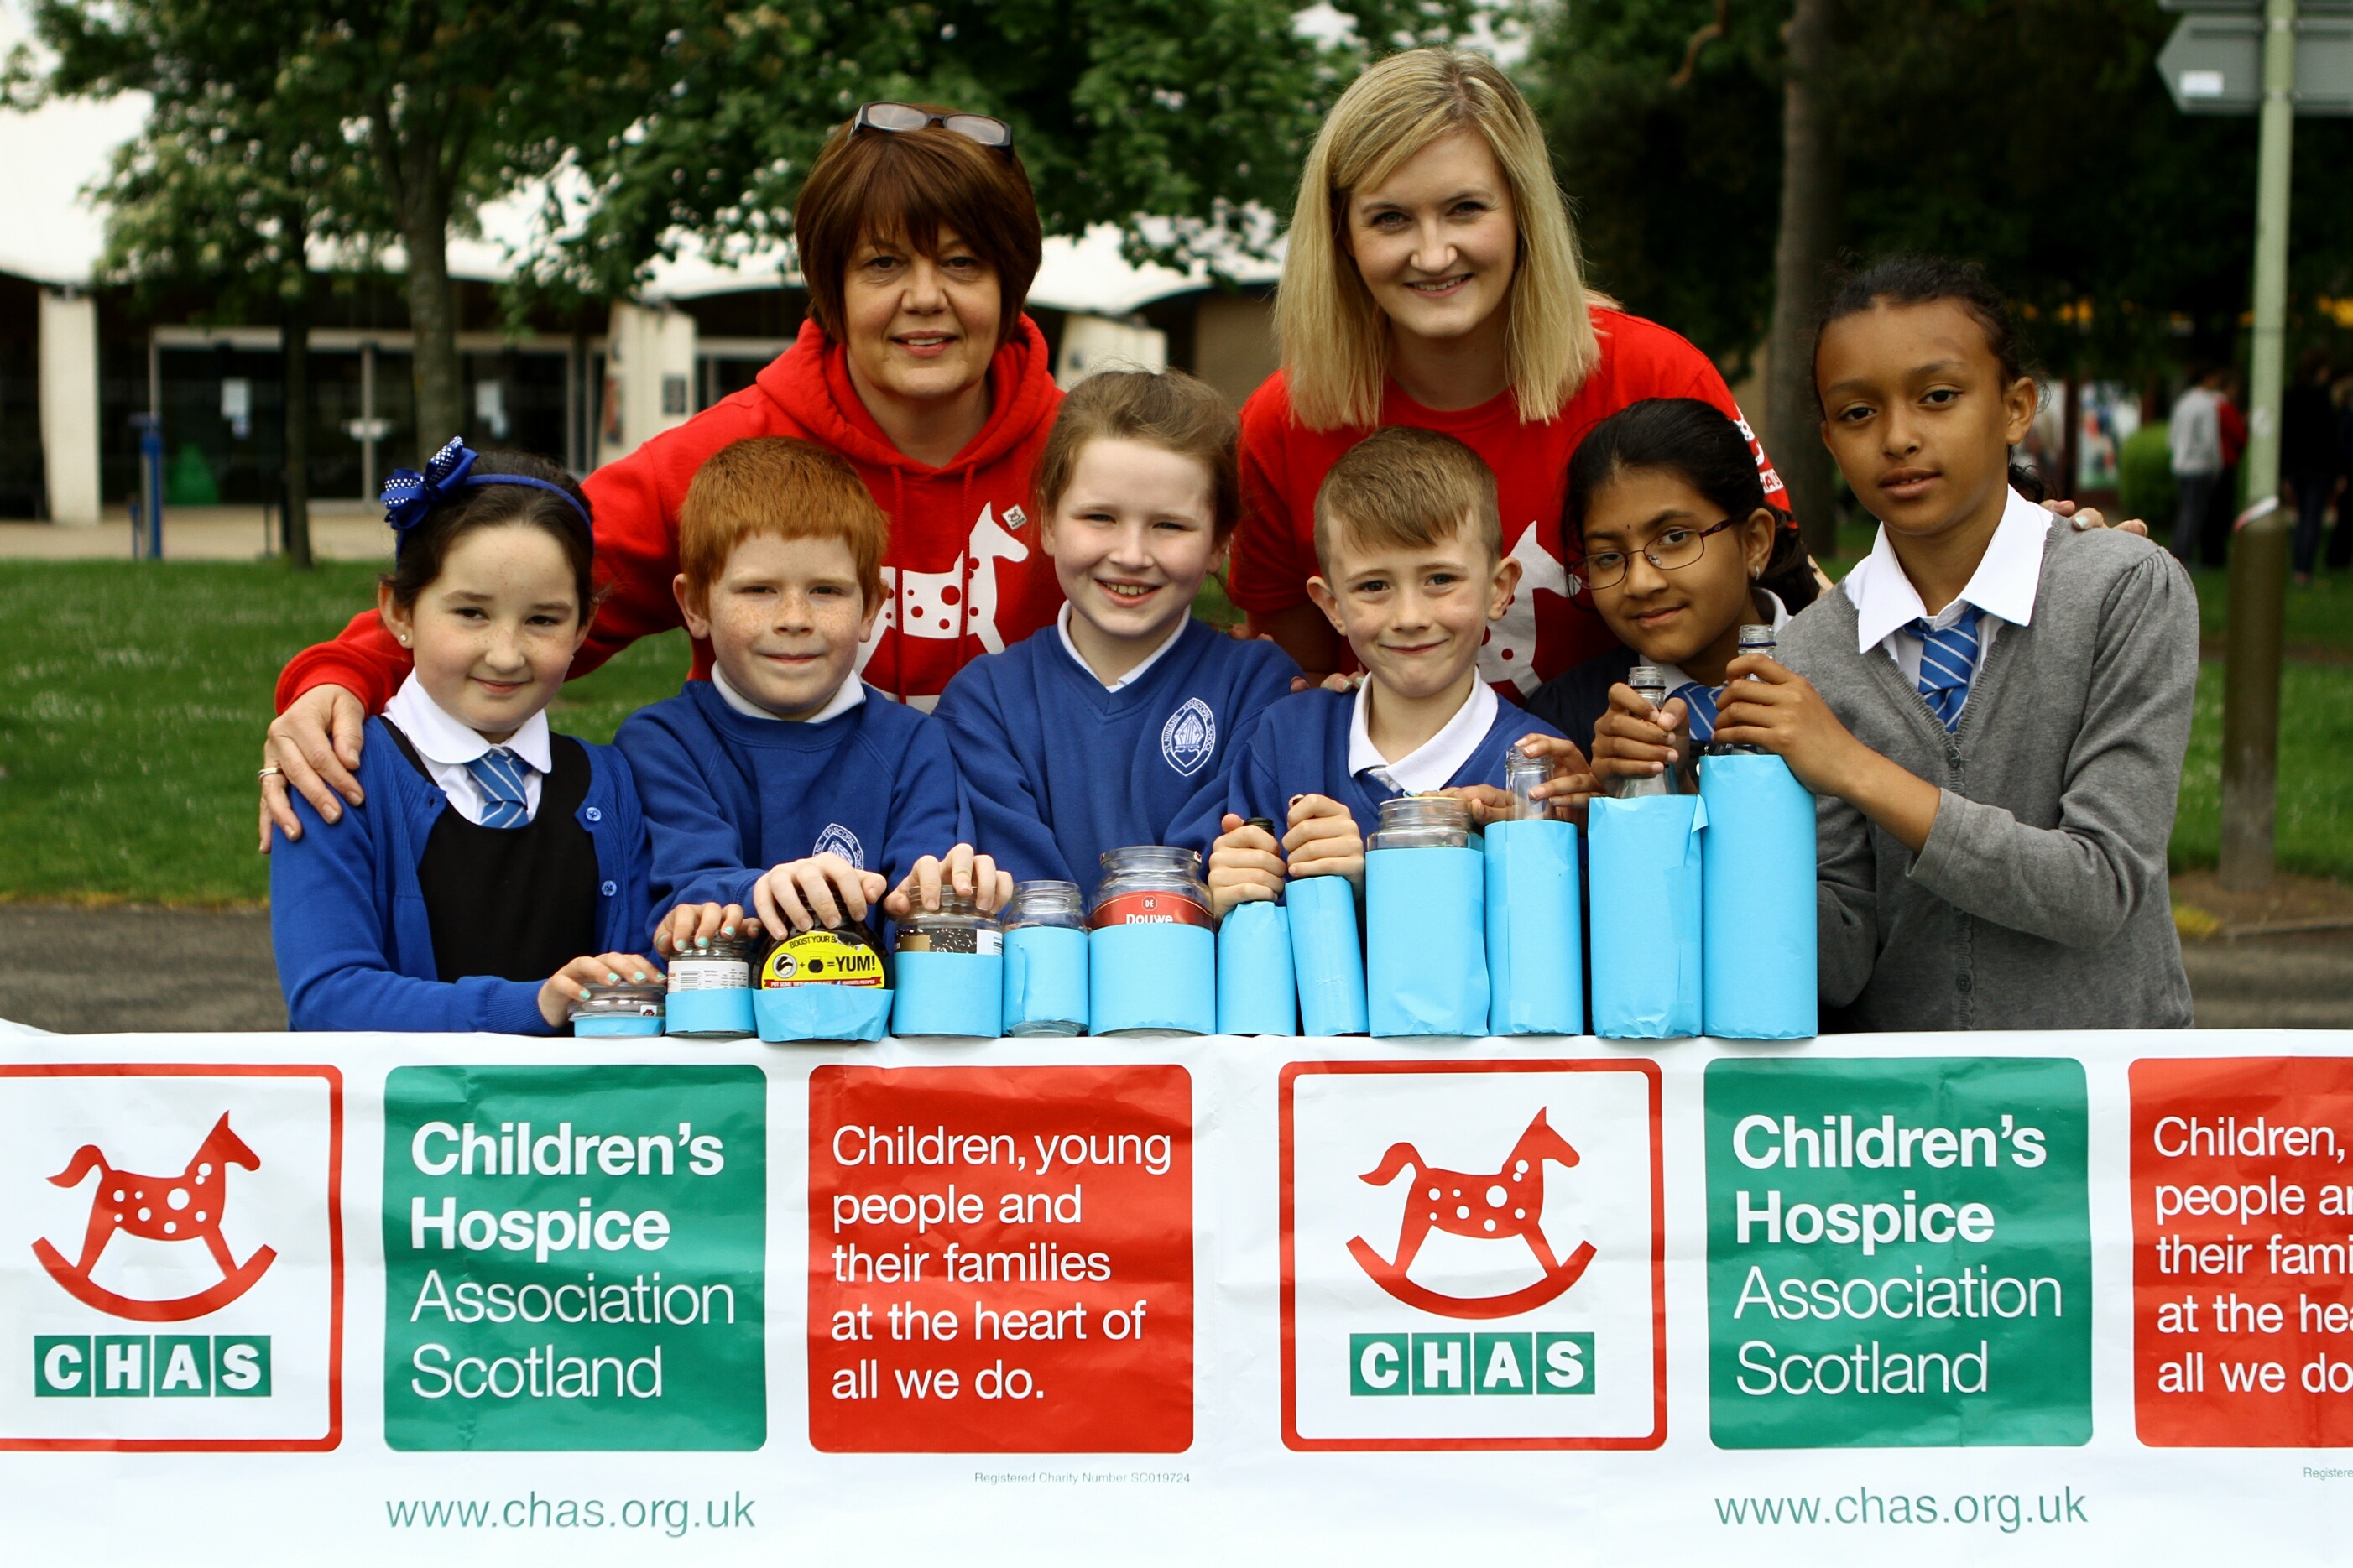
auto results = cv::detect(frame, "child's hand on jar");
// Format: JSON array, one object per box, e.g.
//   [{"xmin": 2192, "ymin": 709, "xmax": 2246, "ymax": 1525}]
[
  {"xmin": 539, "ymin": 952, "xmax": 657, "ymax": 1029},
  {"xmin": 754, "ymin": 854, "xmax": 888, "ymax": 935},
  {"xmin": 884, "ymin": 843, "xmax": 1013, "ymax": 923},
  {"xmin": 1592, "ymin": 682, "xmax": 1685, "ymax": 790},
  {"xmin": 1284, "ymin": 794, "xmax": 1364, "ymax": 885},
  {"xmin": 654, "ymin": 901, "xmax": 754, "ymax": 959},
  {"xmin": 1208, "ymin": 814, "xmax": 1286, "ymax": 918}
]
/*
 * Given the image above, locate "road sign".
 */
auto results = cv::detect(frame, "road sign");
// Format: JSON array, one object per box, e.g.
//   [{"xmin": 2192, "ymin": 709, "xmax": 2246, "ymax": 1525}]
[{"xmin": 2159, "ymin": 12, "xmax": 2353, "ymax": 114}]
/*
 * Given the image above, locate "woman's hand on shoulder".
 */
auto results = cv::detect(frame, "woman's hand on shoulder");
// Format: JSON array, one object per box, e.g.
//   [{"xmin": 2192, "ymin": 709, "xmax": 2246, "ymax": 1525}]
[
  {"xmin": 1208, "ymin": 813, "xmax": 1286, "ymax": 919},
  {"xmin": 884, "ymin": 844, "xmax": 1012, "ymax": 923},
  {"xmin": 540, "ymin": 951, "xmax": 658, "ymax": 1029},
  {"xmin": 259, "ymin": 684, "xmax": 368, "ymax": 851},
  {"xmin": 1591, "ymin": 684, "xmax": 1682, "ymax": 790},
  {"xmin": 2044, "ymin": 497, "xmax": 2149, "ymax": 538}
]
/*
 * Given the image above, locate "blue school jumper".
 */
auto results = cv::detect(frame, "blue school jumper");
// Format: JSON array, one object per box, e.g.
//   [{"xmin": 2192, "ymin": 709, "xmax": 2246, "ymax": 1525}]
[
  {"xmin": 1166, "ymin": 686, "xmax": 1569, "ymax": 853},
  {"xmin": 269, "ymin": 717, "xmax": 653, "ymax": 1034},
  {"xmin": 932, "ymin": 617, "xmax": 1299, "ymax": 898},
  {"xmin": 614, "ymin": 680, "xmax": 969, "ymax": 930}
]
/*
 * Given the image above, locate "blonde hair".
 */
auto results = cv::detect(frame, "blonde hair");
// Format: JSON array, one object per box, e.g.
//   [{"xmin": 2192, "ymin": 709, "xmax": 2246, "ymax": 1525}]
[
  {"xmin": 1276, "ymin": 49, "xmax": 1604, "ymax": 430},
  {"xmin": 1313, "ymin": 427, "xmax": 1501, "ymax": 575},
  {"xmin": 677, "ymin": 438, "xmax": 890, "ymax": 612},
  {"xmin": 1034, "ymin": 368, "xmax": 1242, "ymax": 539}
]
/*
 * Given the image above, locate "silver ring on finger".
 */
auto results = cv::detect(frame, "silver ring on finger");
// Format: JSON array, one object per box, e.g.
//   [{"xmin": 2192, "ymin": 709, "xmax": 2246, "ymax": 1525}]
[{"xmin": 258, "ymin": 766, "xmax": 283, "ymax": 780}]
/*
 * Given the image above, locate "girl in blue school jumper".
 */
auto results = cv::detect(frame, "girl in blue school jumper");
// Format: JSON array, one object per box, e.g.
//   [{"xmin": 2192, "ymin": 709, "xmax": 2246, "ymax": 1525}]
[
  {"xmin": 931, "ymin": 369, "xmax": 1299, "ymax": 900},
  {"xmin": 270, "ymin": 443, "xmax": 655, "ymax": 1033}
]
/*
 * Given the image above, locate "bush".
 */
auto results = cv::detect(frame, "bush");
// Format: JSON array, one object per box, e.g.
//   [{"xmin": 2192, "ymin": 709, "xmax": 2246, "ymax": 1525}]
[{"xmin": 2119, "ymin": 422, "xmax": 2176, "ymax": 526}]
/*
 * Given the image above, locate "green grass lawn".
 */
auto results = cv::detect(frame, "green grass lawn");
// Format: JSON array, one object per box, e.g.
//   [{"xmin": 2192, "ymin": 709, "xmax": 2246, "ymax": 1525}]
[{"xmin": 1, "ymin": 557, "xmax": 2347, "ymax": 903}]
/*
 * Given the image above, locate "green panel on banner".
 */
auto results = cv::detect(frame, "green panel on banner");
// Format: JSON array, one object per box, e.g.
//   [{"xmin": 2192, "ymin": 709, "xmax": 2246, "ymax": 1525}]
[
  {"xmin": 381, "ymin": 1065, "xmax": 767, "ymax": 1451},
  {"xmin": 1704, "ymin": 1058, "xmax": 2091, "ymax": 1448}
]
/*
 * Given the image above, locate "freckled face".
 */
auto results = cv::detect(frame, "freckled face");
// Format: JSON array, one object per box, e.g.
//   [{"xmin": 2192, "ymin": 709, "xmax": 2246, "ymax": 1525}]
[{"xmin": 679, "ymin": 534, "xmax": 879, "ymax": 719}]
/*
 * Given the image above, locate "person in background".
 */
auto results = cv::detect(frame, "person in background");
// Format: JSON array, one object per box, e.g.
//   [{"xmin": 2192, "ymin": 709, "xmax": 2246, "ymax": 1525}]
[
  {"xmin": 2331, "ymin": 372, "xmax": 2353, "ymax": 574},
  {"xmin": 1176, "ymin": 428, "xmax": 1571, "ymax": 919},
  {"xmin": 2204, "ymin": 368, "xmax": 2248, "ymax": 568},
  {"xmin": 2168, "ymin": 366, "xmax": 2223, "ymax": 567},
  {"xmin": 261, "ymin": 100, "xmax": 1065, "ymax": 847},
  {"xmin": 269, "ymin": 445, "xmax": 655, "ymax": 1034},
  {"xmin": 613, "ymin": 438, "xmax": 1006, "ymax": 962},
  {"xmin": 1708, "ymin": 256, "xmax": 2197, "ymax": 1032},
  {"xmin": 933, "ymin": 370, "xmax": 1299, "ymax": 900},
  {"xmin": 2283, "ymin": 346, "xmax": 2342, "ymax": 585}
]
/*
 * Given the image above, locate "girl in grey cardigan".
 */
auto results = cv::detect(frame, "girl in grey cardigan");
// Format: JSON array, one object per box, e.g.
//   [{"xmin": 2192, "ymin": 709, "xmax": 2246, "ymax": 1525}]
[{"xmin": 1709, "ymin": 257, "xmax": 2197, "ymax": 1030}]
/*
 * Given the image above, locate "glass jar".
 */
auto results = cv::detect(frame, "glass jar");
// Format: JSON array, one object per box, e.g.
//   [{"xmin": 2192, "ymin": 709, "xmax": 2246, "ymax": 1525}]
[
  {"xmin": 1089, "ymin": 847, "xmax": 1212, "ymax": 929},
  {"xmin": 1367, "ymin": 794, "xmax": 1472, "ymax": 851},
  {"xmin": 1004, "ymin": 880, "xmax": 1085, "ymax": 930},
  {"xmin": 568, "ymin": 982, "xmax": 665, "ymax": 1037},
  {"xmin": 895, "ymin": 885, "xmax": 1004, "ymax": 955},
  {"xmin": 1502, "ymin": 745, "xmax": 1548, "ymax": 822},
  {"xmin": 665, "ymin": 933, "xmax": 756, "ymax": 992}
]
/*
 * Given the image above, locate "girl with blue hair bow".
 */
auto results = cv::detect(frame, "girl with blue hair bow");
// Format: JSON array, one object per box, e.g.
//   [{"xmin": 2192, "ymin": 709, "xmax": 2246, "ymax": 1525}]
[{"xmin": 268, "ymin": 442, "xmax": 658, "ymax": 1033}]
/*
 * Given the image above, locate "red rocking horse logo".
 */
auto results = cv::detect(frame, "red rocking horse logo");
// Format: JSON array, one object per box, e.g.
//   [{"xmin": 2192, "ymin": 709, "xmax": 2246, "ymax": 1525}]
[
  {"xmin": 1347, "ymin": 1108, "xmax": 1598, "ymax": 1321},
  {"xmin": 32, "ymin": 1112, "xmax": 277, "ymax": 1321}
]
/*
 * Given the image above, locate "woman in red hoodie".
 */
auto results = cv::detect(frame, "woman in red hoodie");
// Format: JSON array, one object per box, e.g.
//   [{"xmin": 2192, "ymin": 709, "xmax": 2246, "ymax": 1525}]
[
  {"xmin": 1230, "ymin": 49, "xmax": 1784, "ymax": 694},
  {"xmin": 260, "ymin": 104, "xmax": 1065, "ymax": 846}
]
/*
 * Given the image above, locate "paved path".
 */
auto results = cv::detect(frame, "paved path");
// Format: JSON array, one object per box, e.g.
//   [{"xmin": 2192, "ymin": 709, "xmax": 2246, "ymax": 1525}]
[
  {"xmin": 0, "ymin": 904, "xmax": 2345, "ymax": 1034},
  {"xmin": 0, "ymin": 505, "xmax": 392, "ymax": 562}
]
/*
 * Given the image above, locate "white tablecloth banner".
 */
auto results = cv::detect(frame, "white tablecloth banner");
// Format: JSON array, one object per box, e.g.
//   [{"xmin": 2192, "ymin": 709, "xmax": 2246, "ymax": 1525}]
[{"xmin": 3, "ymin": 1028, "xmax": 2350, "ymax": 1564}]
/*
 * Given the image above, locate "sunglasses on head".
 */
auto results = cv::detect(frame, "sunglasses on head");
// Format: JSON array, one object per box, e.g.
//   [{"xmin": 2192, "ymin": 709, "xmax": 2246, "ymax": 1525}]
[{"xmin": 853, "ymin": 102, "xmax": 1015, "ymax": 153}]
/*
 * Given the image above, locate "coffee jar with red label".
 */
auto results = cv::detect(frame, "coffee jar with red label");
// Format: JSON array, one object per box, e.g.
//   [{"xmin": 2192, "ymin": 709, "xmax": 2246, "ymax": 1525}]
[{"xmin": 1088, "ymin": 847, "xmax": 1212, "ymax": 930}]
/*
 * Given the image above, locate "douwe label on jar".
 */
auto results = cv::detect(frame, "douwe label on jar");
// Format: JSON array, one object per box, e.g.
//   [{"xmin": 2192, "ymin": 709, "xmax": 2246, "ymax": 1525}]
[{"xmin": 1089, "ymin": 892, "xmax": 1212, "ymax": 930}]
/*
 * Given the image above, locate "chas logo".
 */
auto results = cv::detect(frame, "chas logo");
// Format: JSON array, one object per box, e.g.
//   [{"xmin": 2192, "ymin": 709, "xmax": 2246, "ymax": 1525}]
[
  {"xmin": 1281, "ymin": 1061, "xmax": 1662, "ymax": 1451},
  {"xmin": 0, "ymin": 1065, "xmax": 342, "ymax": 1451}
]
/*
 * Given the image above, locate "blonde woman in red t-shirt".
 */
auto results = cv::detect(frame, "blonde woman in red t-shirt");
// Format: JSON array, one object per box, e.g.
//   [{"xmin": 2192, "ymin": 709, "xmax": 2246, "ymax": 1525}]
[{"xmin": 1232, "ymin": 49, "xmax": 1785, "ymax": 690}]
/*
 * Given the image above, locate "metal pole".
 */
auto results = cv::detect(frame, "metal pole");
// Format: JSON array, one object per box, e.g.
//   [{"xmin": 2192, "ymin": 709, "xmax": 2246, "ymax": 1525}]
[{"xmin": 2218, "ymin": 0, "xmax": 2298, "ymax": 892}]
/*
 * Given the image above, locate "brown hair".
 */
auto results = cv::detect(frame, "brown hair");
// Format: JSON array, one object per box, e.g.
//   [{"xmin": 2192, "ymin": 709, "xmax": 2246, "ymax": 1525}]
[
  {"xmin": 1032, "ymin": 368, "xmax": 1241, "ymax": 539},
  {"xmin": 1312, "ymin": 426, "xmax": 1501, "ymax": 574},
  {"xmin": 795, "ymin": 112, "xmax": 1044, "ymax": 350},
  {"xmin": 676, "ymin": 438, "xmax": 890, "ymax": 612},
  {"xmin": 381, "ymin": 450, "xmax": 597, "ymax": 617}
]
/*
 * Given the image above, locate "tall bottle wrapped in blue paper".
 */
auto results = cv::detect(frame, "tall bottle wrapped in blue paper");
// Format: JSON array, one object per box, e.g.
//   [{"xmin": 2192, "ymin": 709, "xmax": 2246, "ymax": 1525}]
[
  {"xmin": 1286, "ymin": 873, "xmax": 1368, "ymax": 1035},
  {"xmin": 890, "ymin": 889, "xmax": 1004, "ymax": 1038},
  {"xmin": 1001, "ymin": 881, "xmax": 1088, "ymax": 1036},
  {"xmin": 1587, "ymin": 790, "xmax": 1706, "ymax": 1039},
  {"xmin": 1364, "ymin": 796, "xmax": 1488, "ymax": 1037},
  {"xmin": 1088, "ymin": 847, "xmax": 1215, "ymax": 1035},
  {"xmin": 1698, "ymin": 628, "xmax": 1818, "ymax": 1038},
  {"xmin": 1484, "ymin": 746, "xmax": 1583, "ymax": 1034},
  {"xmin": 1217, "ymin": 900, "xmax": 1296, "ymax": 1035}
]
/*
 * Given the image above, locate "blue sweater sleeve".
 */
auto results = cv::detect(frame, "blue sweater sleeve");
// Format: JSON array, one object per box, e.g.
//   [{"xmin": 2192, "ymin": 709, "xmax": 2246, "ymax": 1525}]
[
  {"xmin": 587, "ymin": 742, "xmax": 659, "ymax": 961},
  {"xmin": 614, "ymin": 706, "xmax": 764, "ymax": 928},
  {"xmin": 881, "ymin": 715, "xmax": 973, "ymax": 887},
  {"xmin": 268, "ymin": 786, "xmax": 549, "ymax": 1035},
  {"xmin": 931, "ymin": 664, "xmax": 1072, "ymax": 883},
  {"xmin": 1168, "ymin": 725, "xmax": 1285, "ymax": 857}
]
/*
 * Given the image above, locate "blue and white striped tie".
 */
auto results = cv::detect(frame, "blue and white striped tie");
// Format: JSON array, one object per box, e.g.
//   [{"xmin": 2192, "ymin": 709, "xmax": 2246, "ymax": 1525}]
[
  {"xmin": 1669, "ymin": 681, "xmax": 1719, "ymax": 746},
  {"xmin": 1911, "ymin": 605, "xmax": 1984, "ymax": 732},
  {"xmin": 464, "ymin": 747, "xmax": 533, "ymax": 829}
]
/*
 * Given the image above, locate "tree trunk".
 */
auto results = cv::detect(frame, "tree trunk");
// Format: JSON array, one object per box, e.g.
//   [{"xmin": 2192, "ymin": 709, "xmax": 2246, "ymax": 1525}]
[
  {"xmin": 395, "ymin": 137, "xmax": 463, "ymax": 461},
  {"xmin": 280, "ymin": 266, "xmax": 315, "ymax": 570},
  {"xmin": 1763, "ymin": 0, "xmax": 1844, "ymax": 560}
]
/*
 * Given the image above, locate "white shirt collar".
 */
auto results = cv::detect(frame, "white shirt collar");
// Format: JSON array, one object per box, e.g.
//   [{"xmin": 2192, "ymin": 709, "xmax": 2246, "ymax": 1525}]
[
  {"xmin": 1347, "ymin": 678, "xmax": 1500, "ymax": 797},
  {"xmin": 384, "ymin": 673, "xmax": 553, "ymax": 774},
  {"xmin": 1055, "ymin": 602, "xmax": 1189, "ymax": 692},
  {"xmin": 1845, "ymin": 487, "xmax": 2050, "ymax": 654},
  {"xmin": 712, "ymin": 663, "xmax": 867, "ymax": 723}
]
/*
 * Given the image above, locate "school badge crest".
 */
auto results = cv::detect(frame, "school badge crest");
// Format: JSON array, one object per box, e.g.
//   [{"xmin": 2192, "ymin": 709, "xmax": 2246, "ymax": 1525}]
[
  {"xmin": 1161, "ymin": 699, "xmax": 1216, "ymax": 779},
  {"xmin": 813, "ymin": 823, "xmax": 866, "ymax": 870}
]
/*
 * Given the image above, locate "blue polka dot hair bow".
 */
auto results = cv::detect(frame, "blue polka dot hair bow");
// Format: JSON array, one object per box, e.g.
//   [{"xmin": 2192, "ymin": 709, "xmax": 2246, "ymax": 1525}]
[{"xmin": 380, "ymin": 438, "xmax": 478, "ymax": 549}]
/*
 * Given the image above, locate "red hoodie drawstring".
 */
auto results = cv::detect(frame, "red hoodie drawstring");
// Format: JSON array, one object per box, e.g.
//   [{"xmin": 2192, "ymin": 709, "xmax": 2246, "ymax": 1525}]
[{"xmin": 957, "ymin": 468, "xmax": 975, "ymax": 666}]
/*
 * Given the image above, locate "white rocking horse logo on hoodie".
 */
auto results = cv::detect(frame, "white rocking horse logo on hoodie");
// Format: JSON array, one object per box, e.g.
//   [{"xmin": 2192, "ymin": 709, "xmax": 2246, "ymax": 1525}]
[
  {"xmin": 1479, "ymin": 523, "xmax": 1571, "ymax": 695},
  {"xmin": 858, "ymin": 503, "xmax": 1030, "ymax": 670}
]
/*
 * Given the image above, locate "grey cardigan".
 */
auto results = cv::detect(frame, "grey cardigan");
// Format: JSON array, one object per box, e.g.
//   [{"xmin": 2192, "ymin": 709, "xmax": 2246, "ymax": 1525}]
[{"xmin": 1778, "ymin": 520, "xmax": 2198, "ymax": 1030}]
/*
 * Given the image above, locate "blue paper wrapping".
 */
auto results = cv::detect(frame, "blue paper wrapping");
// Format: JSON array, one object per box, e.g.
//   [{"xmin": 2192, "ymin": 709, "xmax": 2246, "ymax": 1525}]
[
  {"xmin": 664, "ymin": 987, "xmax": 753, "ymax": 1038},
  {"xmin": 1587, "ymin": 794, "xmax": 1706, "ymax": 1039},
  {"xmin": 572, "ymin": 1015, "xmax": 664, "ymax": 1038},
  {"xmin": 1217, "ymin": 901, "xmax": 1296, "ymax": 1035},
  {"xmin": 1286, "ymin": 875, "xmax": 1368, "ymax": 1036},
  {"xmin": 1004, "ymin": 925, "xmax": 1089, "ymax": 1034},
  {"xmin": 1484, "ymin": 819, "xmax": 1584, "ymax": 1035},
  {"xmin": 891, "ymin": 952, "xmax": 1005, "ymax": 1038},
  {"xmin": 1700, "ymin": 753, "xmax": 1818, "ymax": 1039},
  {"xmin": 1088, "ymin": 924, "xmax": 1215, "ymax": 1034},
  {"xmin": 753, "ymin": 986, "xmax": 894, "ymax": 1043},
  {"xmin": 1365, "ymin": 845, "xmax": 1488, "ymax": 1037}
]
